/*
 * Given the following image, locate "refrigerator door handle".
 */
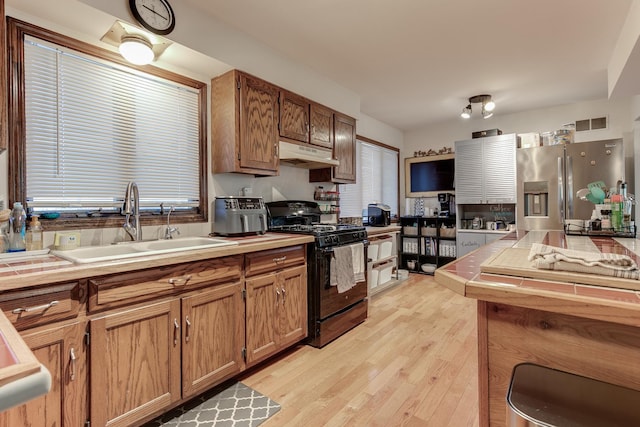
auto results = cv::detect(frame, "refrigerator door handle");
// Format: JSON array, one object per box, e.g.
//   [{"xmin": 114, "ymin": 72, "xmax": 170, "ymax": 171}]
[
  {"xmin": 566, "ymin": 155, "xmax": 574, "ymax": 219},
  {"xmin": 558, "ymin": 156, "xmax": 565, "ymax": 221}
]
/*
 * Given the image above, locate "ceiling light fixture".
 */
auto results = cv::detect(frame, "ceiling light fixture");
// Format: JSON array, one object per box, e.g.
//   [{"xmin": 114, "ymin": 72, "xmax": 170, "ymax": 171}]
[
  {"xmin": 119, "ymin": 34, "xmax": 154, "ymax": 65},
  {"xmin": 460, "ymin": 104, "xmax": 472, "ymax": 119},
  {"xmin": 460, "ymin": 94, "xmax": 496, "ymax": 119},
  {"xmin": 101, "ymin": 21, "xmax": 173, "ymax": 66}
]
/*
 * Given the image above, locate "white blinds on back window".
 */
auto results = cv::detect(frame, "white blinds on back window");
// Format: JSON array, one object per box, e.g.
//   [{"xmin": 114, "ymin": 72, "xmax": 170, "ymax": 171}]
[
  {"xmin": 340, "ymin": 141, "xmax": 398, "ymax": 219},
  {"xmin": 24, "ymin": 36, "xmax": 201, "ymax": 212}
]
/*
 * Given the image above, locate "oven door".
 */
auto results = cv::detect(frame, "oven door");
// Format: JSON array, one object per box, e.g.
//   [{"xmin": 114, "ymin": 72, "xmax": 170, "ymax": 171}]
[{"xmin": 317, "ymin": 244, "xmax": 368, "ymax": 320}]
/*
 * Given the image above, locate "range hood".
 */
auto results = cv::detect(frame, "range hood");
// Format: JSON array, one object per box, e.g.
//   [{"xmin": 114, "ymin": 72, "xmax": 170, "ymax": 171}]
[{"xmin": 279, "ymin": 141, "xmax": 339, "ymax": 168}]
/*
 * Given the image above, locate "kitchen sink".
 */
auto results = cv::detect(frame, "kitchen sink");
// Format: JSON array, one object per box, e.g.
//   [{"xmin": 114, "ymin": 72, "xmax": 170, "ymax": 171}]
[
  {"xmin": 52, "ymin": 237, "xmax": 238, "ymax": 264},
  {"xmin": 134, "ymin": 237, "xmax": 232, "ymax": 252}
]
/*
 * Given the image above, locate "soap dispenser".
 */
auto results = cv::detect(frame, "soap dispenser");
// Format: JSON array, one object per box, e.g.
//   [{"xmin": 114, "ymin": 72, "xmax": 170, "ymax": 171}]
[{"xmin": 26, "ymin": 215, "xmax": 43, "ymax": 251}]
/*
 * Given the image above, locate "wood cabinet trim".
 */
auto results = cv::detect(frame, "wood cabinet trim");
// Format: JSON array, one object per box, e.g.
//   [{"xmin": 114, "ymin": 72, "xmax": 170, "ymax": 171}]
[
  {"xmin": 245, "ymin": 245, "xmax": 306, "ymax": 277},
  {"xmin": 0, "ymin": 281, "xmax": 85, "ymax": 330},
  {"xmin": 88, "ymin": 256, "xmax": 243, "ymax": 312}
]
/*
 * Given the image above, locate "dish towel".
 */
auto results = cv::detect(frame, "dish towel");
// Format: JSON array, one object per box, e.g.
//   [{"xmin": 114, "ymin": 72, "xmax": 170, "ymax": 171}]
[
  {"xmin": 528, "ymin": 243, "xmax": 640, "ymax": 280},
  {"xmin": 351, "ymin": 243, "xmax": 365, "ymax": 284},
  {"xmin": 330, "ymin": 243, "xmax": 365, "ymax": 293}
]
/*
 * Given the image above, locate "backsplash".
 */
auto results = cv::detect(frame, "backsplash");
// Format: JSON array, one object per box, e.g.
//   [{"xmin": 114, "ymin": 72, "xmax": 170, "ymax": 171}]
[{"xmin": 458, "ymin": 204, "xmax": 516, "ymax": 224}]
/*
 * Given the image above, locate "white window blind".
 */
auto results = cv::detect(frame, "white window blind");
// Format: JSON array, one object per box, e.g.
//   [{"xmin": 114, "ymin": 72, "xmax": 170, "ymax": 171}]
[
  {"xmin": 340, "ymin": 140, "xmax": 398, "ymax": 218},
  {"xmin": 24, "ymin": 36, "xmax": 201, "ymax": 213}
]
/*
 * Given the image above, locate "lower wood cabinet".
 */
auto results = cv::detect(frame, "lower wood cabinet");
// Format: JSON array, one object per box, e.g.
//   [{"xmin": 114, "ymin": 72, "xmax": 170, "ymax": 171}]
[
  {"xmin": 246, "ymin": 264, "xmax": 307, "ymax": 366},
  {"xmin": 90, "ymin": 281, "xmax": 245, "ymax": 427},
  {"xmin": 181, "ymin": 282, "xmax": 245, "ymax": 397},
  {"xmin": 90, "ymin": 299, "xmax": 182, "ymax": 427},
  {"xmin": 0, "ymin": 245, "xmax": 307, "ymax": 427},
  {"xmin": 0, "ymin": 320, "xmax": 88, "ymax": 427}
]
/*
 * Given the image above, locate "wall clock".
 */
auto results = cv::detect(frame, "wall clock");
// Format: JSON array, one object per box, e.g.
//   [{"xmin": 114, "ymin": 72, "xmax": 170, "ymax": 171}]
[{"xmin": 129, "ymin": 0, "xmax": 176, "ymax": 35}]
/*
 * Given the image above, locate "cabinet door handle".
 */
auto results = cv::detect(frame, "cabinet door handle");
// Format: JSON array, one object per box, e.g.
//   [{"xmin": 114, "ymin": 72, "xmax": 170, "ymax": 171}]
[
  {"xmin": 173, "ymin": 319, "xmax": 180, "ymax": 345},
  {"xmin": 12, "ymin": 300, "xmax": 59, "ymax": 314},
  {"xmin": 185, "ymin": 316, "xmax": 191, "ymax": 342},
  {"xmin": 276, "ymin": 288, "xmax": 281, "ymax": 305},
  {"xmin": 273, "ymin": 256, "xmax": 287, "ymax": 264},
  {"xmin": 168, "ymin": 275, "xmax": 192, "ymax": 286},
  {"xmin": 281, "ymin": 287, "xmax": 286, "ymax": 304},
  {"xmin": 69, "ymin": 348, "xmax": 76, "ymax": 381}
]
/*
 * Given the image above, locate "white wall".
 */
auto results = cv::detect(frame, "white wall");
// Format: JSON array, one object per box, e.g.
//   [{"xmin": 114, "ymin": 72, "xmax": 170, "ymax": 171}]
[
  {"xmin": 3, "ymin": 0, "xmax": 406, "ymax": 245},
  {"xmin": 403, "ymin": 97, "xmax": 635, "ymax": 217}
]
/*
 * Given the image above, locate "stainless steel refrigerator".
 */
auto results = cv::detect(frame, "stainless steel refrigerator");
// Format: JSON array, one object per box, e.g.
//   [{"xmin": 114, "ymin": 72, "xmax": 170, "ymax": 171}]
[{"xmin": 516, "ymin": 139, "xmax": 625, "ymax": 230}]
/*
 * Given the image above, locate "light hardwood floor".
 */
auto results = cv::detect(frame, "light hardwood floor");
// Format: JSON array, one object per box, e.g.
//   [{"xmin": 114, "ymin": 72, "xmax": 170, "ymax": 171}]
[{"xmin": 240, "ymin": 274, "xmax": 480, "ymax": 427}]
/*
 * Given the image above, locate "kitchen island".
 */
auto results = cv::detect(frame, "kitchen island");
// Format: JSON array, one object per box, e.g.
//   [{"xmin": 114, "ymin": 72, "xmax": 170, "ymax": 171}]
[{"xmin": 435, "ymin": 230, "xmax": 640, "ymax": 427}]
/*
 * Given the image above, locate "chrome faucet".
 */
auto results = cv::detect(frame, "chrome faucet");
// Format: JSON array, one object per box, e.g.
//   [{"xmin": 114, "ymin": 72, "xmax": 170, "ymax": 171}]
[
  {"xmin": 123, "ymin": 181, "xmax": 142, "ymax": 241},
  {"xmin": 164, "ymin": 206, "xmax": 180, "ymax": 239}
]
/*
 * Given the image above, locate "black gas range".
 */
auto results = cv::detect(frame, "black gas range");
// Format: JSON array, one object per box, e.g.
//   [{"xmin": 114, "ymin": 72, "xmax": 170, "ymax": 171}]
[
  {"xmin": 266, "ymin": 201, "xmax": 369, "ymax": 348},
  {"xmin": 268, "ymin": 223, "xmax": 368, "ymax": 248}
]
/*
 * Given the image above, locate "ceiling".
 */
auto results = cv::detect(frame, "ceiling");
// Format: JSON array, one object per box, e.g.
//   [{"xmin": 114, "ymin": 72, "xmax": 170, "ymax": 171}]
[
  {"xmin": 180, "ymin": 0, "xmax": 633, "ymax": 131},
  {"xmin": 6, "ymin": 0, "xmax": 635, "ymax": 132}
]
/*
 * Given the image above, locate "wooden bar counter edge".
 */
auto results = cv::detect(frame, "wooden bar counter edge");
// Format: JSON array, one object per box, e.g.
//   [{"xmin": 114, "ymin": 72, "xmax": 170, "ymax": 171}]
[{"xmin": 434, "ymin": 230, "xmax": 640, "ymax": 427}]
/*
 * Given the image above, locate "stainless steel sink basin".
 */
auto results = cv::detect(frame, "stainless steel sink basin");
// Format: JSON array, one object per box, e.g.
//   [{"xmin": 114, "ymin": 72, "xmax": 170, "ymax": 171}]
[{"xmin": 52, "ymin": 237, "xmax": 238, "ymax": 264}]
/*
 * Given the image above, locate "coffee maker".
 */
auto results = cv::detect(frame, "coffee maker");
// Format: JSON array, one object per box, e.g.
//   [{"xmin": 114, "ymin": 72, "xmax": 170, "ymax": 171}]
[{"xmin": 438, "ymin": 193, "xmax": 454, "ymax": 217}]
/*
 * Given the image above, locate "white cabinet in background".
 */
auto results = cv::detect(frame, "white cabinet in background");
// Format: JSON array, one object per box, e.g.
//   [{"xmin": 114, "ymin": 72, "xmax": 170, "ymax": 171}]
[
  {"xmin": 455, "ymin": 134, "xmax": 517, "ymax": 204},
  {"xmin": 457, "ymin": 231, "xmax": 506, "ymax": 258},
  {"xmin": 368, "ymin": 232, "xmax": 399, "ymax": 295}
]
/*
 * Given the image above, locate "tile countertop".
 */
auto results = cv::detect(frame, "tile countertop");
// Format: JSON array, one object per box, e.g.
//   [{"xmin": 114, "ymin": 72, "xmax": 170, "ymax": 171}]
[
  {"xmin": 435, "ymin": 230, "xmax": 640, "ymax": 327},
  {"xmin": 0, "ymin": 232, "xmax": 314, "ymax": 407},
  {"xmin": 0, "ymin": 233, "xmax": 315, "ymax": 292}
]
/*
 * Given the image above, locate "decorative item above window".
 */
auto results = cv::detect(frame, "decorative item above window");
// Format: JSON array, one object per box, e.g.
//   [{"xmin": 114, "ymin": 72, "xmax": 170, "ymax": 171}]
[{"xmin": 413, "ymin": 146, "xmax": 453, "ymax": 157}]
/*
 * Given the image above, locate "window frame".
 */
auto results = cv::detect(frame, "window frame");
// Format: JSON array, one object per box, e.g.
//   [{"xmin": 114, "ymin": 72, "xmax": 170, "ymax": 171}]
[
  {"xmin": 341, "ymin": 135, "xmax": 400, "ymax": 222},
  {"xmin": 7, "ymin": 17, "xmax": 208, "ymax": 231}
]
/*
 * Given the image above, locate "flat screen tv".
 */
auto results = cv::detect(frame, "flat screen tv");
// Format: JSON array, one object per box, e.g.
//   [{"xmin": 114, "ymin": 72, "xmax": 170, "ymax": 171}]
[{"xmin": 405, "ymin": 153, "xmax": 455, "ymax": 197}]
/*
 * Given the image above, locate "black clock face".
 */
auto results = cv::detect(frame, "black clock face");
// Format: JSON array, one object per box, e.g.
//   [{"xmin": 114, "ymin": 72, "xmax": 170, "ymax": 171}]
[{"xmin": 129, "ymin": 0, "xmax": 175, "ymax": 35}]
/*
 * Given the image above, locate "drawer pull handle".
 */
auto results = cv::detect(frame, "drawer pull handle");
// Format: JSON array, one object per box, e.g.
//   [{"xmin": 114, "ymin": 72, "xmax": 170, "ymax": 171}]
[
  {"xmin": 70, "ymin": 348, "xmax": 76, "ymax": 381},
  {"xmin": 169, "ymin": 275, "xmax": 192, "ymax": 286},
  {"xmin": 273, "ymin": 256, "xmax": 287, "ymax": 264},
  {"xmin": 173, "ymin": 319, "xmax": 180, "ymax": 345},
  {"xmin": 12, "ymin": 300, "xmax": 59, "ymax": 314},
  {"xmin": 185, "ymin": 316, "xmax": 191, "ymax": 342}
]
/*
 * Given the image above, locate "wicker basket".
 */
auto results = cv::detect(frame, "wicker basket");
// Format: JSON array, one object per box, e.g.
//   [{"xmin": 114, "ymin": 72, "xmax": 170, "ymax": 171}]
[
  {"xmin": 421, "ymin": 226, "xmax": 437, "ymax": 237},
  {"xmin": 440, "ymin": 227, "xmax": 456, "ymax": 238}
]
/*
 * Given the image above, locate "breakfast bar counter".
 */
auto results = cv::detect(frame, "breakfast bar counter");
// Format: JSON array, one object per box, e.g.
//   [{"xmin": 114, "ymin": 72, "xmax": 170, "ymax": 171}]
[{"xmin": 435, "ymin": 230, "xmax": 640, "ymax": 426}]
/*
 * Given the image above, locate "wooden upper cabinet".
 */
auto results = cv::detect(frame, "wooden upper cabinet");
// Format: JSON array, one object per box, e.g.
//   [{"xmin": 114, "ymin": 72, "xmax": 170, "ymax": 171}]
[
  {"xmin": 211, "ymin": 70, "xmax": 279, "ymax": 175},
  {"xmin": 309, "ymin": 112, "xmax": 357, "ymax": 183},
  {"xmin": 279, "ymin": 90, "xmax": 310, "ymax": 144},
  {"xmin": 310, "ymin": 103, "xmax": 334, "ymax": 149}
]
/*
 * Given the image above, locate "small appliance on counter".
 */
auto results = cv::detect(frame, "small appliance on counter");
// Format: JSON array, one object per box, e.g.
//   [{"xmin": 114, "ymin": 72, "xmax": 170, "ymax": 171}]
[
  {"xmin": 438, "ymin": 193, "xmax": 454, "ymax": 217},
  {"xmin": 368, "ymin": 203, "xmax": 391, "ymax": 226},
  {"xmin": 213, "ymin": 196, "xmax": 267, "ymax": 236}
]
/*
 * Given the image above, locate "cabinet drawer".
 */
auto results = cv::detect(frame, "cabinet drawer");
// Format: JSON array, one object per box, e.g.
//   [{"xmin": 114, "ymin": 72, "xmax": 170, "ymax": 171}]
[
  {"xmin": 245, "ymin": 245, "xmax": 306, "ymax": 277},
  {"xmin": 88, "ymin": 256, "xmax": 243, "ymax": 312},
  {"xmin": 0, "ymin": 282, "xmax": 85, "ymax": 330}
]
